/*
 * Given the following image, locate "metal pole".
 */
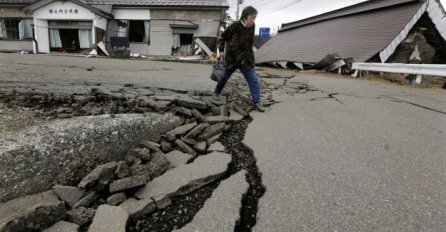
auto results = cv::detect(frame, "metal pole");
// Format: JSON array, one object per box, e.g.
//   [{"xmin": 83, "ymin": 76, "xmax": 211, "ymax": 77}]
[
  {"xmin": 236, "ymin": 0, "xmax": 240, "ymax": 21},
  {"xmin": 236, "ymin": 0, "xmax": 244, "ymax": 21}
]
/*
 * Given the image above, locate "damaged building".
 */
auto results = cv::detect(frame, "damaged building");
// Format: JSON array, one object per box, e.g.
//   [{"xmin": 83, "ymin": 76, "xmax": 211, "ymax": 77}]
[
  {"xmin": 0, "ymin": 0, "xmax": 228, "ymax": 56},
  {"xmin": 255, "ymin": 0, "xmax": 446, "ymax": 71}
]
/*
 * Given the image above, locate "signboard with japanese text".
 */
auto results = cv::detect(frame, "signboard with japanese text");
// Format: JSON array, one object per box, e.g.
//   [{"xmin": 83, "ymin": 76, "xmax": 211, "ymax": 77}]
[{"xmin": 33, "ymin": 1, "xmax": 95, "ymax": 20}]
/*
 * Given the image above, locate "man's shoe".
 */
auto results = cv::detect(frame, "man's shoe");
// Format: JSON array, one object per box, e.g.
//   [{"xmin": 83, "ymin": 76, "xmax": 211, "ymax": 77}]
[{"xmin": 253, "ymin": 103, "xmax": 265, "ymax": 112}]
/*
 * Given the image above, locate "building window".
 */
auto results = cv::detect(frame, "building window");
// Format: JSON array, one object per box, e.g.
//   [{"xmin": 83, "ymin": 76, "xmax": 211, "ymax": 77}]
[
  {"xmin": 173, "ymin": 33, "xmax": 193, "ymax": 55},
  {"xmin": 0, "ymin": 18, "xmax": 33, "ymax": 40},
  {"xmin": 107, "ymin": 20, "xmax": 150, "ymax": 44}
]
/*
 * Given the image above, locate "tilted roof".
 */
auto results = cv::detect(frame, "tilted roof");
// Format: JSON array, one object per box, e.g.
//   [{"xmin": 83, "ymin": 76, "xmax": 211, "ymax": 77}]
[{"xmin": 255, "ymin": 0, "xmax": 446, "ymax": 64}]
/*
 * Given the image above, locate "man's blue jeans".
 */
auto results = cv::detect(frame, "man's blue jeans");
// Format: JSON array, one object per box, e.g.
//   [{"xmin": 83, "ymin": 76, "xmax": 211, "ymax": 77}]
[{"xmin": 214, "ymin": 64, "xmax": 261, "ymax": 103}]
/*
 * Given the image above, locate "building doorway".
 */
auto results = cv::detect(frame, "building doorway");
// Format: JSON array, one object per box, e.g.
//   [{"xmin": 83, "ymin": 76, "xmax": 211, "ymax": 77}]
[{"xmin": 48, "ymin": 20, "xmax": 92, "ymax": 53}]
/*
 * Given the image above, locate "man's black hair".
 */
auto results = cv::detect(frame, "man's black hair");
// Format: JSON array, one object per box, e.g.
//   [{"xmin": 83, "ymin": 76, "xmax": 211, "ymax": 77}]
[{"xmin": 241, "ymin": 6, "xmax": 258, "ymax": 20}]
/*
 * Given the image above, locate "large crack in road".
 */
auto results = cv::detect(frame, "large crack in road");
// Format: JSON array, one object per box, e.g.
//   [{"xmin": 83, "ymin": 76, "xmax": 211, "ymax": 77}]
[
  {"xmin": 0, "ymin": 74, "xmax": 318, "ymax": 231},
  {"xmin": 127, "ymin": 119, "xmax": 265, "ymax": 232}
]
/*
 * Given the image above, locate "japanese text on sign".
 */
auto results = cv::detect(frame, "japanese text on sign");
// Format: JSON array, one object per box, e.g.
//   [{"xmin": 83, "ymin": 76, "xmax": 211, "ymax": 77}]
[{"xmin": 49, "ymin": 9, "xmax": 79, "ymax": 14}]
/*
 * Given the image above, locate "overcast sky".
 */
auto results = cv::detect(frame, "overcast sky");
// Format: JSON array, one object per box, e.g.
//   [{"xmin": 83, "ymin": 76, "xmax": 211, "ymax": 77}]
[{"xmin": 227, "ymin": 0, "xmax": 446, "ymax": 34}]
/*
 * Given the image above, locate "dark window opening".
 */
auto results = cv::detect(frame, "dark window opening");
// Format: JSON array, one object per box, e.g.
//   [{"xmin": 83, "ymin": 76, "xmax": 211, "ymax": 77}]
[
  {"xmin": 129, "ymin": 20, "xmax": 144, "ymax": 42},
  {"xmin": 180, "ymin": 34, "xmax": 193, "ymax": 45},
  {"xmin": 0, "ymin": 18, "xmax": 20, "ymax": 40},
  {"xmin": 50, "ymin": 29, "xmax": 80, "ymax": 52}
]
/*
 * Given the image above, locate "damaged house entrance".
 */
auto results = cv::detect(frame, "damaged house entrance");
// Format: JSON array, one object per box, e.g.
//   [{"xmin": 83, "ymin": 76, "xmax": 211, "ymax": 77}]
[
  {"xmin": 49, "ymin": 20, "xmax": 92, "ymax": 53},
  {"xmin": 171, "ymin": 22, "xmax": 198, "ymax": 56}
]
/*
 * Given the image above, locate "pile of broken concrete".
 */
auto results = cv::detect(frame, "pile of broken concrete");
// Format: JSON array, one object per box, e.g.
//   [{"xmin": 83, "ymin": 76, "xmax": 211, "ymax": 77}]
[{"xmin": 0, "ymin": 80, "xmax": 270, "ymax": 231}]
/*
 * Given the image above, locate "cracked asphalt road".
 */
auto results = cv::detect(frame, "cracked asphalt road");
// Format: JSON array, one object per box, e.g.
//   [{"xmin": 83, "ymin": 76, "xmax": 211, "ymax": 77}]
[
  {"xmin": 1, "ymin": 53, "xmax": 445, "ymax": 231},
  {"xmin": 245, "ymin": 73, "xmax": 446, "ymax": 231}
]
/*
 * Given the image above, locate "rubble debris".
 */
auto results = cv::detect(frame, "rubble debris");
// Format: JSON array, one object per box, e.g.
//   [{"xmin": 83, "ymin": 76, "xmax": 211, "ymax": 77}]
[
  {"xmin": 193, "ymin": 141, "xmax": 208, "ymax": 153},
  {"xmin": 78, "ymin": 162, "xmax": 118, "ymax": 189},
  {"xmin": 143, "ymin": 152, "xmax": 171, "ymax": 180},
  {"xmin": 0, "ymin": 77, "xmax": 293, "ymax": 231},
  {"xmin": 175, "ymin": 139, "xmax": 198, "ymax": 157},
  {"xmin": 175, "ymin": 95, "xmax": 208, "ymax": 110},
  {"xmin": 134, "ymin": 152, "xmax": 232, "ymax": 200},
  {"xmin": 207, "ymin": 133, "xmax": 222, "ymax": 146},
  {"xmin": 140, "ymin": 140, "xmax": 161, "ymax": 152},
  {"xmin": 109, "ymin": 175, "xmax": 147, "ymax": 193},
  {"xmin": 194, "ymin": 38, "xmax": 215, "ymax": 57},
  {"xmin": 53, "ymin": 185, "xmax": 85, "ymax": 208},
  {"xmin": 197, "ymin": 123, "xmax": 225, "ymax": 141},
  {"xmin": 119, "ymin": 197, "xmax": 156, "ymax": 218},
  {"xmin": 208, "ymin": 142, "xmax": 225, "ymax": 152},
  {"xmin": 165, "ymin": 150, "xmax": 194, "ymax": 168},
  {"xmin": 0, "ymin": 191, "xmax": 66, "ymax": 232},
  {"xmin": 115, "ymin": 161, "xmax": 131, "ymax": 179},
  {"xmin": 0, "ymin": 113, "xmax": 182, "ymax": 202},
  {"xmin": 161, "ymin": 141, "xmax": 174, "ymax": 153},
  {"xmin": 66, "ymin": 207, "xmax": 96, "ymax": 228},
  {"xmin": 107, "ymin": 192, "xmax": 128, "ymax": 206},
  {"xmin": 88, "ymin": 205, "xmax": 128, "ymax": 232},
  {"xmin": 73, "ymin": 191, "xmax": 99, "ymax": 208},
  {"xmin": 175, "ymin": 170, "xmax": 248, "ymax": 232},
  {"xmin": 43, "ymin": 221, "xmax": 79, "ymax": 232},
  {"xmin": 130, "ymin": 148, "xmax": 152, "ymax": 161},
  {"xmin": 166, "ymin": 122, "xmax": 198, "ymax": 142},
  {"xmin": 184, "ymin": 123, "xmax": 209, "ymax": 139}
]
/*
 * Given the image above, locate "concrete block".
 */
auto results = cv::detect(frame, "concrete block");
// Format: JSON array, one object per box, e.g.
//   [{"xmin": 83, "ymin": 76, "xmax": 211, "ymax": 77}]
[
  {"xmin": 109, "ymin": 175, "xmax": 147, "ymax": 193},
  {"xmin": 134, "ymin": 152, "xmax": 231, "ymax": 201},
  {"xmin": 165, "ymin": 150, "xmax": 193, "ymax": 168},
  {"xmin": 88, "ymin": 205, "xmax": 128, "ymax": 232},
  {"xmin": 53, "ymin": 185, "xmax": 85, "ymax": 208}
]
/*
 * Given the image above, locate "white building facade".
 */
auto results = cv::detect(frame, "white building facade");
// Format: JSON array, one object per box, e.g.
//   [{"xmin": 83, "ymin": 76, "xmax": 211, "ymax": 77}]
[{"xmin": 0, "ymin": 0, "xmax": 228, "ymax": 56}]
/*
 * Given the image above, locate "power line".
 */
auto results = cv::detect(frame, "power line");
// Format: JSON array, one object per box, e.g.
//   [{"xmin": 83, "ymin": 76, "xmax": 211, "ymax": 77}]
[{"xmin": 258, "ymin": 0, "xmax": 304, "ymax": 17}]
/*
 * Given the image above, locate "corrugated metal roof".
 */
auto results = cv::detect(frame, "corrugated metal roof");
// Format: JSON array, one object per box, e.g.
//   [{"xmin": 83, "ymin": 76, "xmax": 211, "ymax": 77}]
[
  {"xmin": 0, "ymin": 0, "xmax": 228, "ymax": 7},
  {"xmin": 255, "ymin": 0, "xmax": 425, "ymax": 64},
  {"xmin": 281, "ymin": 0, "xmax": 419, "ymax": 31},
  {"xmin": 0, "ymin": 0, "xmax": 38, "ymax": 4},
  {"xmin": 83, "ymin": 0, "xmax": 228, "ymax": 7}
]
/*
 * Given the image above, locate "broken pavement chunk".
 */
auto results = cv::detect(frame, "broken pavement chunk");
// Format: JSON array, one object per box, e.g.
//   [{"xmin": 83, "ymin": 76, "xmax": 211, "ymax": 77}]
[
  {"xmin": 175, "ymin": 94, "xmax": 207, "ymax": 110},
  {"xmin": 165, "ymin": 150, "xmax": 193, "ymax": 168},
  {"xmin": 208, "ymin": 142, "xmax": 225, "ymax": 152},
  {"xmin": 107, "ymin": 192, "xmax": 127, "ymax": 206},
  {"xmin": 134, "ymin": 152, "xmax": 232, "ymax": 201},
  {"xmin": 175, "ymin": 139, "xmax": 198, "ymax": 157},
  {"xmin": 166, "ymin": 122, "xmax": 198, "ymax": 142},
  {"xmin": 88, "ymin": 205, "xmax": 128, "ymax": 232},
  {"xmin": 144, "ymin": 152, "xmax": 171, "ymax": 179},
  {"xmin": 193, "ymin": 141, "xmax": 207, "ymax": 153},
  {"xmin": 52, "ymin": 185, "xmax": 85, "ymax": 208},
  {"xmin": 78, "ymin": 161, "xmax": 118, "ymax": 189},
  {"xmin": 0, "ymin": 191, "xmax": 66, "ymax": 232},
  {"xmin": 197, "ymin": 123, "xmax": 225, "ymax": 141},
  {"xmin": 184, "ymin": 123, "xmax": 209, "ymax": 139},
  {"xmin": 43, "ymin": 221, "xmax": 79, "ymax": 232},
  {"xmin": 109, "ymin": 175, "xmax": 147, "ymax": 193},
  {"xmin": 130, "ymin": 148, "xmax": 152, "ymax": 161},
  {"xmin": 119, "ymin": 197, "xmax": 156, "ymax": 218},
  {"xmin": 140, "ymin": 140, "xmax": 161, "ymax": 152},
  {"xmin": 174, "ymin": 170, "xmax": 248, "ymax": 232}
]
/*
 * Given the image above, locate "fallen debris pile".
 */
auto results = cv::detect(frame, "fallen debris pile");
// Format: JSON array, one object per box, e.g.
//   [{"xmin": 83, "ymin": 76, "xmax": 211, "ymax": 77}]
[{"xmin": 0, "ymin": 76, "xmax": 317, "ymax": 232}]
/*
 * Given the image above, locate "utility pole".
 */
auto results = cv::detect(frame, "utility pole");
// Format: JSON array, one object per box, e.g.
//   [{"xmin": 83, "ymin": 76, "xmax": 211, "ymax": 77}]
[{"xmin": 236, "ymin": 0, "xmax": 244, "ymax": 21}]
